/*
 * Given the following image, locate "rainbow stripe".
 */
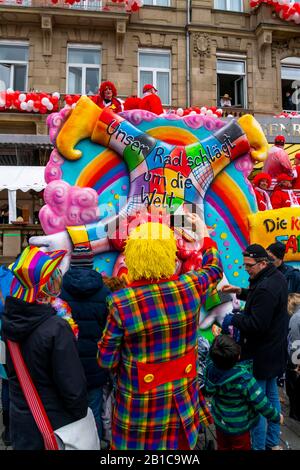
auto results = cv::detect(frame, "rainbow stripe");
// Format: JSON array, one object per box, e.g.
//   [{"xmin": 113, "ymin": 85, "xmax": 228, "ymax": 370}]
[
  {"xmin": 206, "ymin": 173, "xmax": 251, "ymax": 249},
  {"xmin": 76, "ymin": 149, "xmax": 125, "ymax": 194}
]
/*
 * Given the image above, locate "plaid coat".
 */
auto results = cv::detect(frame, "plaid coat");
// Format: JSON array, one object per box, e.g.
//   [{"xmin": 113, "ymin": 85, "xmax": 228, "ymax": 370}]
[{"xmin": 98, "ymin": 241, "xmax": 222, "ymax": 450}]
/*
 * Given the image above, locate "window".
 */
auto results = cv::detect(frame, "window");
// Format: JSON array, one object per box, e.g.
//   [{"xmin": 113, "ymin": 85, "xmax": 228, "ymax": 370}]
[
  {"xmin": 138, "ymin": 50, "xmax": 171, "ymax": 105},
  {"xmin": 217, "ymin": 57, "xmax": 247, "ymax": 108},
  {"xmin": 70, "ymin": 0, "xmax": 102, "ymax": 10},
  {"xmin": 67, "ymin": 45, "xmax": 101, "ymax": 95},
  {"xmin": 214, "ymin": 0, "xmax": 243, "ymax": 12},
  {"xmin": 281, "ymin": 57, "xmax": 300, "ymax": 111},
  {"xmin": 0, "ymin": 42, "xmax": 28, "ymax": 92},
  {"xmin": 144, "ymin": 0, "xmax": 170, "ymax": 5}
]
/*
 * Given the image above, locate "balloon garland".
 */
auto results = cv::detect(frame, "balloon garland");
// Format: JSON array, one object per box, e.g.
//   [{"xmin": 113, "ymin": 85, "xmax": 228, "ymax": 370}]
[
  {"xmin": 4, "ymin": 0, "xmax": 143, "ymax": 13},
  {"xmin": 0, "ymin": 89, "xmax": 224, "ymax": 118},
  {"xmin": 0, "ymin": 89, "xmax": 60, "ymax": 113},
  {"xmin": 250, "ymin": 0, "xmax": 300, "ymax": 25}
]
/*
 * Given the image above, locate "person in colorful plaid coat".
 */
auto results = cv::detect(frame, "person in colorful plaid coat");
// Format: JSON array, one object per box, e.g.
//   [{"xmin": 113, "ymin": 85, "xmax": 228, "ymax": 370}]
[{"xmin": 97, "ymin": 217, "xmax": 223, "ymax": 450}]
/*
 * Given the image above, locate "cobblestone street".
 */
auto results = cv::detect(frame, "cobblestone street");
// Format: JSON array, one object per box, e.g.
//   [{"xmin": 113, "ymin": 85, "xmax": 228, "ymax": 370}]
[{"xmin": 1, "ymin": 382, "xmax": 300, "ymax": 451}]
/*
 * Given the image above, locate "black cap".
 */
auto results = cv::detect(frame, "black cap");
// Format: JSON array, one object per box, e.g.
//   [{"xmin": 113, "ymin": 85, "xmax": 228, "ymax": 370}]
[
  {"xmin": 267, "ymin": 242, "xmax": 286, "ymax": 260},
  {"xmin": 242, "ymin": 243, "xmax": 269, "ymax": 260}
]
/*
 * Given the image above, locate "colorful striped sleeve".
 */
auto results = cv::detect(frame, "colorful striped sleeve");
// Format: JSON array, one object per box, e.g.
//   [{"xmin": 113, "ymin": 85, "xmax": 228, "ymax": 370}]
[
  {"xmin": 97, "ymin": 298, "xmax": 124, "ymax": 369},
  {"xmin": 191, "ymin": 240, "xmax": 223, "ymax": 302},
  {"xmin": 245, "ymin": 376, "xmax": 280, "ymax": 423}
]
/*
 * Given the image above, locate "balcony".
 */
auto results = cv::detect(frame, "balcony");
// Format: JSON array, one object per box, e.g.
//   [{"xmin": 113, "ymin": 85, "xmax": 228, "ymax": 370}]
[
  {"xmin": 221, "ymin": 107, "xmax": 254, "ymax": 118},
  {"xmin": 0, "ymin": 0, "xmax": 124, "ymax": 12}
]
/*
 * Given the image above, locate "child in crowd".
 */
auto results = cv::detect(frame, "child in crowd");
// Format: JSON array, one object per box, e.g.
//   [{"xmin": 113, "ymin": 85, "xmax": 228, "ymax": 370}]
[{"xmin": 204, "ymin": 335, "xmax": 283, "ymax": 450}]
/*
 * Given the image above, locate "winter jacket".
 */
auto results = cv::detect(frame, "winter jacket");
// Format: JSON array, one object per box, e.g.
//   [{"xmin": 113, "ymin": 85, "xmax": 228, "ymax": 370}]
[
  {"xmin": 233, "ymin": 264, "xmax": 289, "ymax": 380},
  {"xmin": 140, "ymin": 92, "xmax": 164, "ymax": 115},
  {"xmin": 204, "ymin": 357, "xmax": 280, "ymax": 435},
  {"xmin": 279, "ymin": 263, "xmax": 300, "ymax": 294},
  {"xmin": 2, "ymin": 296, "xmax": 87, "ymax": 450},
  {"xmin": 61, "ymin": 268, "xmax": 110, "ymax": 389},
  {"xmin": 288, "ymin": 306, "xmax": 300, "ymax": 360},
  {"xmin": 0, "ymin": 265, "xmax": 13, "ymax": 315}
]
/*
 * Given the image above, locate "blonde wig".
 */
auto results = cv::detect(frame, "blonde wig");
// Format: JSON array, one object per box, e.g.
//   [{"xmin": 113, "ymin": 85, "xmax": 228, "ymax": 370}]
[{"xmin": 125, "ymin": 222, "xmax": 177, "ymax": 281}]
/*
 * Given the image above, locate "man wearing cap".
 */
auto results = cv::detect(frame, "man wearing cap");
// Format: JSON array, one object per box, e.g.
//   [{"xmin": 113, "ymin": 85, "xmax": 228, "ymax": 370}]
[
  {"xmin": 267, "ymin": 241, "xmax": 300, "ymax": 294},
  {"xmin": 140, "ymin": 84, "xmax": 164, "ymax": 115},
  {"xmin": 221, "ymin": 243, "xmax": 288, "ymax": 450},
  {"xmin": 271, "ymin": 173, "xmax": 294, "ymax": 209},
  {"xmin": 263, "ymin": 135, "xmax": 293, "ymax": 179}
]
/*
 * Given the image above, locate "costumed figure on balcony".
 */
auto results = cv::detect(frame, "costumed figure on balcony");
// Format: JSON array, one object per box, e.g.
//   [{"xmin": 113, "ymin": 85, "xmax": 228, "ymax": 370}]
[
  {"xmin": 96, "ymin": 81, "xmax": 123, "ymax": 113},
  {"xmin": 252, "ymin": 172, "xmax": 272, "ymax": 211}
]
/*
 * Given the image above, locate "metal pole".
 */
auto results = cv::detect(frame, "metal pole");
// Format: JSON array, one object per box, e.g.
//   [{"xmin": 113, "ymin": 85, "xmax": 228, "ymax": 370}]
[{"xmin": 186, "ymin": 0, "xmax": 191, "ymax": 108}]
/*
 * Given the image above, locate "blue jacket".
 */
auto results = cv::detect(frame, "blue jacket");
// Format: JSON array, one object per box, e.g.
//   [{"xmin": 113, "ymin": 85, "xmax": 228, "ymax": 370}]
[
  {"xmin": 61, "ymin": 268, "xmax": 110, "ymax": 389},
  {"xmin": 0, "ymin": 265, "xmax": 13, "ymax": 316},
  {"xmin": 204, "ymin": 357, "xmax": 280, "ymax": 435},
  {"xmin": 279, "ymin": 263, "xmax": 300, "ymax": 294}
]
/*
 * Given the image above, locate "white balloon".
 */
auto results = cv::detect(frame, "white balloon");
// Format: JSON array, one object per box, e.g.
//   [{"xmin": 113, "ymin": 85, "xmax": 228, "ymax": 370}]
[
  {"xmin": 20, "ymin": 101, "xmax": 27, "ymax": 111},
  {"xmin": 200, "ymin": 106, "xmax": 207, "ymax": 113},
  {"xmin": 46, "ymin": 102, "xmax": 53, "ymax": 111},
  {"xmin": 190, "ymin": 110, "xmax": 197, "ymax": 115},
  {"xmin": 177, "ymin": 107, "xmax": 184, "ymax": 116},
  {"xmin": 33, "ymin": 107, "xmax": 39, "ymax": 113},
  {"xmin": 27, "ymin": 99, "xmax": 34, "ymax": 107},
  {"xmin": 26, "ymin": 103, "xmax": 33, "ymax": 112},
  {"xmin": 18, "ymin": 93, "xmax": 26, "ymax": 102},
  {"xmin": 0, "ymin": 99, "xmax": 5, "ymax": 107},
  {"xmin": 52, "ymin": 92, "xmax": 60, "ymax": 99},
  {"xmin": 41, "ymin": 97, "xmax": 49, "ymax": 106},
  {"xmin": 206, "ymin": 109, "xmax": 213, "ymax": 116},
  {"xmin": 216, "ymin": 108, "xmax": 223, "ymax": 115},
  {"xmin": 6, "ymin": 88, "xmax": 14, "ymax": 94}
]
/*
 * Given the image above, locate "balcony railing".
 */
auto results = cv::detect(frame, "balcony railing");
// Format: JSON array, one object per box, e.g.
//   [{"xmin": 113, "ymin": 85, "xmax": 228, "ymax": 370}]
[{"xmin": 0, "ymin": 1, "xmax": 125, "ymax": 12}]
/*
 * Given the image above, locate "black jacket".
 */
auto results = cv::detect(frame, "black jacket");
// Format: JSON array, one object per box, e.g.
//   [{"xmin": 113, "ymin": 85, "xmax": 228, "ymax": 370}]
[
  {"xmin": 279, "ymin": 263, "xmax": 300, "ymax": 294},
  {"xmin": 2, "ymin": 296, "xmax": 87, "ymax": 450},
  {"xmin": 232, "ymin": 264, "xmax": 289, "ymax": 380},
  {"xmin": 61, "ymin": 268, "xmax": 110, "ymax": 389}
]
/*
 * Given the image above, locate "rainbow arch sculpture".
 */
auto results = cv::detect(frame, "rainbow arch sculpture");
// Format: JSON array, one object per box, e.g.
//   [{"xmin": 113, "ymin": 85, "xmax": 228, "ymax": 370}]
[{"xmin": 34, "ymin": 96, "xmax": 298, "ymax": 333}]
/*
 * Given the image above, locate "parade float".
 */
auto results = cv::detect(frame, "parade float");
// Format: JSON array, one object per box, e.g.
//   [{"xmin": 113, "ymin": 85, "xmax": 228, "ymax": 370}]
[{"xmin": 32, "ymin": 96, "xmax": 300, "ymax": 335}]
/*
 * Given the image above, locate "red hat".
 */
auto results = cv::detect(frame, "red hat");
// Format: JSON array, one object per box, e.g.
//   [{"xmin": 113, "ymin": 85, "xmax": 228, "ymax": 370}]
[
  {"xmin": 99, "ymin": 81, "xmax": 117, "ymax": 98},
  {"xmin": 252, "ymin": 172, "xmax": 272, "ymax": 188},
  {"xmin": 143, "ymin": 84, "xmax": 157, "ymax": 94},
  {"xmin": 277, "ymin": 173, "xmax": 293, "ymax": 183},
  {"xmin": 274, "ymin": 135, "xmax": 285, "ymax": 145}
]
